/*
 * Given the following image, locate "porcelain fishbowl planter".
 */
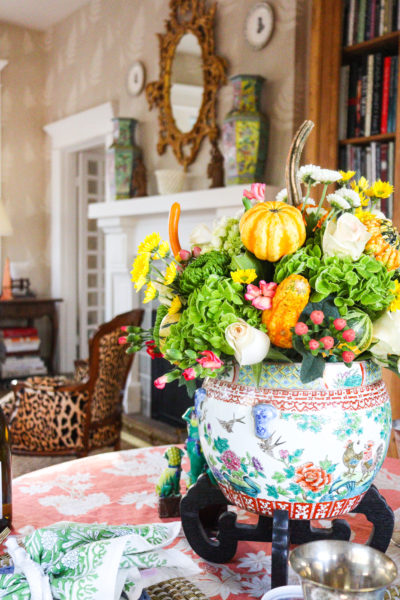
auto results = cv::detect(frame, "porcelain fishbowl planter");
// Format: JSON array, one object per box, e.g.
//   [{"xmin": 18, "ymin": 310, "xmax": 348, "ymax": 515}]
[{"xmin": 196, "ymin": 360, "xmax": 391, "ymax": 520}]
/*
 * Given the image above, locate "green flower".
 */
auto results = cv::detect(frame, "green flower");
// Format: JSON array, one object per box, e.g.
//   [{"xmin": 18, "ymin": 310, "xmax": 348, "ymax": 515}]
[{"xmin": 179, "ymin": 250, "xmax": 230, "ymax": 295}]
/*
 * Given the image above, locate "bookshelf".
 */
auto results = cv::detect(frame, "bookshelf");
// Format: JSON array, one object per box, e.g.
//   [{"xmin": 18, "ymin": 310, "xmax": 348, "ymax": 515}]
[{"xmin": 308, "ymin": 0, "xmax": 400, "ymax": 456}]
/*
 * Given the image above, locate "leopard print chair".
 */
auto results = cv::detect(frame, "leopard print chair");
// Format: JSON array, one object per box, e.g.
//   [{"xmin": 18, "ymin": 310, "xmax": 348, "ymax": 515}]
[{"xmin": 1, "ymin": 309, "xmax": 143, "ymax": 457}]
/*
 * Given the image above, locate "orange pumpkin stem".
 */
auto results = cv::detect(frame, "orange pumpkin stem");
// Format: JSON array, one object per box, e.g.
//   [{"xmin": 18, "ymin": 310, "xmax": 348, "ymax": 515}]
[{"xmin": 168, "ymin": 202, "xmax": 182, "ymax": 257}]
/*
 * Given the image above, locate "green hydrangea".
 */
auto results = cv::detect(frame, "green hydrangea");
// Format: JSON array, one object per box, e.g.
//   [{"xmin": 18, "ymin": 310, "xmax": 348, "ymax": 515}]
[
  {"xmin": 214, "ymin": 217, "xmax": 244, "ymax": 257},
  {"xmin": 179, "ymin": 250, "xmax": 230, "ymax": 295},
  {"xmin": 165, "ymin": 274, "xmax": 261, "ymax": 359},
  {"xmin": 274, "ymin": 243, "xmax": 395, "ymax": 319}
]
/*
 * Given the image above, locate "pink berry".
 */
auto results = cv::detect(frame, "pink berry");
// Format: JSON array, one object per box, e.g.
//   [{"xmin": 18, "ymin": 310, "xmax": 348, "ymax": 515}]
[
  {"xmin": 179, "ymin": 249, "xmax": 191, "ymax": 261},
  {"xmin": 192, "ymin": 246, "xmax": 202, "ymax": 257},
  {"xmin": 320, "ymin": 336, "xmax": 334, "ymax": 350},
  {"xmin": 333, "ymin": 318, "xmax": 347, "ymax": 331},
  {"xmin": 342, "ymin": 350, "xmax": 355, "ymax": 363},
  {"xmin": 310, "ymin": 310, "xmax": 324, "ymax": 325},
  {"xmin": 342, "ymin": 328, "xmax": 356, "ymax": 342},
  {"xmin": 309, "ymin": 339, "xmax": 320, "ymax": 350},
  {"xmin": 295, "ymin": 322, "xmax": 309, "ymax": 335}
]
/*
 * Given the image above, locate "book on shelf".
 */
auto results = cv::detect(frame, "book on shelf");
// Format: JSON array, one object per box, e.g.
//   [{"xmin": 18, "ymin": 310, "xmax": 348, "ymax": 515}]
[
  {"xmin": 339, "ymin": 139, "xmax": 394, "ymax": 218},
  {"xmin": 339, "ymin": 50, "xmax": 397, "ymax": 139},
  {"xmin": 344, "ymin": 0, "xmax": 400, "ymax": 46},
  {"xmin": 1, "ymin": 355, "xmax": 47, "ymax": 378},
  {"xmin": 0, "ymin": 327, "xmax": 40, "ymax": 353}
]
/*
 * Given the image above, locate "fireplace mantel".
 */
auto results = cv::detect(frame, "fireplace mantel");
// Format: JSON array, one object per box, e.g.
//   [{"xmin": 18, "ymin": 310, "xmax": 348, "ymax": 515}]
[{"xmin": 88, "ymin": 183, "xmax": 279, "ymax": 413}]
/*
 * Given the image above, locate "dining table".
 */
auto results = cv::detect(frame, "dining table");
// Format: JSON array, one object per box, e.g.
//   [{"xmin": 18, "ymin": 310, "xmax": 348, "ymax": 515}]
[{"xmin": 10, "ymin": 445, "xmax": 400, "ymax": 599}]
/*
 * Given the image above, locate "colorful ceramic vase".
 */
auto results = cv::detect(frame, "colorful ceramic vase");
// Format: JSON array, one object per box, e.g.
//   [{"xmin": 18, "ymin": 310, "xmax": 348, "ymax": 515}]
[
  {"xmin": 222, "ymin": 75, "xmax": 269, "ymax": 185},
  {"xmin": 196, "ymin": 361, "xmax": 391, "ymax": 520},
  {"xmin": 107, "ymin": 118, "xmax": 142, "ymax": 200}
]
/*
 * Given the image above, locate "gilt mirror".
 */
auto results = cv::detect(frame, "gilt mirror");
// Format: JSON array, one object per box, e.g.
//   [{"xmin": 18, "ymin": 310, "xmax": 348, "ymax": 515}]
[{"xmin": 146, "ymin": 0, "xmax": 227, "ymax": 186}]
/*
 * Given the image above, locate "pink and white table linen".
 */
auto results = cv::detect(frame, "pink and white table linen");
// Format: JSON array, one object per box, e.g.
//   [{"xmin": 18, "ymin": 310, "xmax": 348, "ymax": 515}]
[{"xmin": 11, "ymin": 446, "xmax": 400, "ymax": 599}]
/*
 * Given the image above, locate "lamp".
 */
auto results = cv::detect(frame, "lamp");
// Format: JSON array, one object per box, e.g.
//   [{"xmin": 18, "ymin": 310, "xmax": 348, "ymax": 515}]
[{"xmin": 0, "ymin": 199, "xmax": 13, "ymax": 300}]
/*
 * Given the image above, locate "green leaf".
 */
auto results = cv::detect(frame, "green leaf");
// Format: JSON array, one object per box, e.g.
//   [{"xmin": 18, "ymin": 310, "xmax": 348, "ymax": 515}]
[
  {"xmin": 266, "ymin": 347, "xmax": 292, "ymax": 362},
  {"xmin": 300, "ymin": 354, "xmax": 325, "ymax": 383},
  {"xmin": 251, "ymin": 362, "xmax": 263, "ymax": 386}
]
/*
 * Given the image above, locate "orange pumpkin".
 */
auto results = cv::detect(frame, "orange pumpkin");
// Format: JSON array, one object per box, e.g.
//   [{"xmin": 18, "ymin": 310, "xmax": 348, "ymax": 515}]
[
  {"xmin": 239, "ymin": 201, "xmax": 306, "ymax": 262},
  {"xmin": 262, "ymin": 274, "xmax": 310, "ymax": 348}
]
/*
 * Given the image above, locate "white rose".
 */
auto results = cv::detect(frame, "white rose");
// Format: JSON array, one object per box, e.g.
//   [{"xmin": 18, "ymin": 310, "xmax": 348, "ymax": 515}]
[
  {"xmin": 371, "ymin": 311, "xmax": 400, "ymax": 361},
  {"xmin": 189, "ymin": 223, "xmax": 212, "ymax": 247},
  {"xmin": 225, "ymin": 319, "xmax": 270, "ymax": 366},
  {"xmin": 322, "ymin": 213, "xmax": 371, "ymax": 261}
]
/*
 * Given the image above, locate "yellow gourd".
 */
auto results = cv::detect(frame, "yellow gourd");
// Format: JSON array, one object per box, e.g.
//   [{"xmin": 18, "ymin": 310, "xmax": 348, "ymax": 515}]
[
  {"xmin": 262, "ymin": 274, "xmax": 310, "ymax": 348},
  {"xmin": 358, "ymin": 214, "xmax": 400, "ymax": 271},
  {"xmin": 239, "ymin": 201, "xmax": 306, "ymax": 262}
]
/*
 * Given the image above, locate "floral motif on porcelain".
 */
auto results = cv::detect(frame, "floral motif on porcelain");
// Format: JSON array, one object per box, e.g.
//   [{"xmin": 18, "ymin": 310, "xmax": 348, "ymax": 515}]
[{"xmin": 199, "ymin": 361, "xmax": 391, "ymax": 519}]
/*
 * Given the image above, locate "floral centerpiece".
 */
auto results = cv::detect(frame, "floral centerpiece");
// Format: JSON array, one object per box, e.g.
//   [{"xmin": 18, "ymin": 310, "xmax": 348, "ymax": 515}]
[{"xmin": 121, "ymin": 121, "xmax": 399, "ymax": 520}]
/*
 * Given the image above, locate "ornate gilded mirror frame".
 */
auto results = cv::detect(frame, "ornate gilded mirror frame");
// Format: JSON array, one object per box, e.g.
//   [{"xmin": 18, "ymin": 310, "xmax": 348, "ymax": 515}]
[{"xmin": 146, "ymin": 0, "xmax": 227, "ymax": 184}]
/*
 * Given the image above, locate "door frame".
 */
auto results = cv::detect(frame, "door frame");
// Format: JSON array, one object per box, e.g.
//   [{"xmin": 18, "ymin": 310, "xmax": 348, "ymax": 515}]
[{"xmin": 44, "ymin": 102, "xmax": 116, "ymax": 372}]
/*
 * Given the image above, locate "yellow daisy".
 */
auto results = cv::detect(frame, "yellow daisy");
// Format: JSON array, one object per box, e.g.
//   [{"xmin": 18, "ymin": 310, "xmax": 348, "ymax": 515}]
[
  {"xmin": 131, "ymin": 253, "xmax": 149, "ymax": 283},
  {"xmin": 152, "ymin": 240, "xmax": 170, "ymax": 260},
  {"xmin": 168, "ymin": 296, "xmax": 182, "ymax": 315},
  {"xmin": 351, "ymin": 177, "xmax": 369, "ymax": 195},
  {"xmin": 143, "ymin": 282, "xmax": 157, "ymax": 304},
  {"xmin": 164, "ymin": 262, "xmax": 177, "ymax": 285},
  {"xmin": 134, "ymin": 276, "xmax": 147, "ymax": 292},
  {"xmin": 339, "ymin": 170, "xmax": 356, "ymax": 182},
  {"xmin": 366, "ymin": 180, "xmax": 394, "ymax": 199},
  {"xmin": 231, "ymin": 269, "xmax": 257, "ymax": 284},
  {"xmin": 390, "ymin": 280, "xmax": 400, "ymax": 312},
  {"xmin": 138, "ymin": 232, "xmax": 161, "ymax": 254}
]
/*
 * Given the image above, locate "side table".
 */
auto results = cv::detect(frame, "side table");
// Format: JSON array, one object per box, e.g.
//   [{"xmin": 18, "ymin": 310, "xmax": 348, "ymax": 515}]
[{"xmin": 0, "ymin": 298, "xmax": 62, "ymax": 374}]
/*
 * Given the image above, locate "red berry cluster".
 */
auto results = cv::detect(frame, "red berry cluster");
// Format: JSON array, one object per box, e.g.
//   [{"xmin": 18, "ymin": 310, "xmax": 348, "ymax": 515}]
[{"xmin": 293, "ymin": 310, "xmax": 356, "ymax": 363}]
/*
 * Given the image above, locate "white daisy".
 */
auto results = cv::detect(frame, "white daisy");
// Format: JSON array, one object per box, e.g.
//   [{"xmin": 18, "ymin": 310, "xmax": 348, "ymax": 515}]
[
  {"xmin": 326, "ymin": 193, "xmax": 351, "ymax": 210},
  {"xmin": 335, "ymin": 187, "xmax": 361, "ymax": 207},
  {"xmin": 275, "ymin": 188, "xmax": 288, "ymax": 202},
  {"xmin": 306, "ymin": 206, "xmax": 328, "ymax": 216},
  {"xmin": 317, "ymin": 168, "xmax": 342, "ymax": 184},
  {"xmin": 303, "ymin": 198, "xmax": 316, "ymax": 206},
  {"xmin": 297, "ymin": 164, "xmax": 323, "ymax": 185}
]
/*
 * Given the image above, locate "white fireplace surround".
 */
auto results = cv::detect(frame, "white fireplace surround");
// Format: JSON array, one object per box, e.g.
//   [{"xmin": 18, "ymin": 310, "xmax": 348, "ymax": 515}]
[{"xmin": 45, "ymin": 101, "xmax": 279, "ymax": 413}]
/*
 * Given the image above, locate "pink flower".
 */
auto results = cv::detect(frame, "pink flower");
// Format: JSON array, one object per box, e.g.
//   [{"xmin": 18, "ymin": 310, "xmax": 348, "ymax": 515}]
[
  {"xmin": 196, "ymin": 350, "xmax": 224, "ymax": 370},
  {"xmin": 179, "ymin": 249, "xmax": 191, "ymax": 261},
  {"xmin": 310, "ymin": 310, "xmax": 324, "ymax": 325},
  {"xmin": 221, "ymin": 450, "xmax": 241, "ymax": 471},
  {"xmin": 120, "ymin": 326, "xmax": 128, "ymax": 332},
  {"xmin": 154, "ymin": 375, "xmax": 169, "ymax": 389},
  {"xmin": 320, "ymin": 336, "xmax": 334, "ymax": 350},
  {"xmin": 333, "ymin": 318, "xmax": 347, "ymax": 331},
  {"xmin": 245, "ymin": 281, "xmax": 277, "ymax": 310},
  {"xmin": 192, "ymin": 246, "xmax": 202, "ymax": 257},
  {"xmin": 118, "ymin": 336, "xmax": 128, "ymax": 345},
  {"xmin": 309, "ymin": 339, "xmax": 320, "ymax": 350},
  {"xmin": 183, "ymin": 367, "xmax": 196, "ymax": 381},
  {"xmin": 342, "ymin": 328, "xmax": 356, "ymax": 342},
  {"xmin": 279, "ymin": 449, "xmax": 289, "ymax": 459},
  {"xmin": 243, "ymin": 183, "xmax": 266, "ymax": 203},
  {"xmin": 294, "ymin": 322, "xmax": 309, "ymax": 335},
  {"xmin": 342, "ymin": 350, "xmax": 355, "ymax": 363}
]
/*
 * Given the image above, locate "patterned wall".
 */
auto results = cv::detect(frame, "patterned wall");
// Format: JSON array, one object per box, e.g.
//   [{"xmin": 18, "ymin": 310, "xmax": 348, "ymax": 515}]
[{"xmin": 0, "ymin": 0, "xmax": 309, "ymax": 295}]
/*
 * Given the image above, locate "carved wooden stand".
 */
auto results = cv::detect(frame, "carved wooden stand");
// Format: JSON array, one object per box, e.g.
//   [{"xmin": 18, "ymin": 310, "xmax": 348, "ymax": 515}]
[{"xmin": 180, "ymin": 475, "xmax": 394, "ymax": 589}]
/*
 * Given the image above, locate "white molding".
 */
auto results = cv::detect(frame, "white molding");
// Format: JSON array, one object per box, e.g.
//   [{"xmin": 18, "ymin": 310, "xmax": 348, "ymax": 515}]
[
  {"xmin": 88, "ymin": 184, "xmax": 279, "ymax": 220},
  {"xmin": 44, "ymin": 101, "xmax": 117, "ymax": 372},
  {"xmin": 0, "ymin": 60, "xmax": 8, "ymax": 73}
]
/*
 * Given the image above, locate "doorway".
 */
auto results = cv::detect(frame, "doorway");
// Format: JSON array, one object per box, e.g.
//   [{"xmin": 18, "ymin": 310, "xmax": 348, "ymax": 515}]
[{"xmin": 75, "ymin": 148, "xmax": 105, "ymax": 359}]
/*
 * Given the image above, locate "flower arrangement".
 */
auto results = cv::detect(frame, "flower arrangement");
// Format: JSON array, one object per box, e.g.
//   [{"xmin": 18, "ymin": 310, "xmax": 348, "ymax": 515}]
[{"xmin": 121, "ymin": 150, "xmax": 400, "ymax": 391}]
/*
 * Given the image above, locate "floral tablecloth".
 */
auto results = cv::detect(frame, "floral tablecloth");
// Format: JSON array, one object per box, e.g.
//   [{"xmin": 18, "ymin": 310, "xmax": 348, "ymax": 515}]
[{"xmin": 10, "ymin": 447, "xmax": 400, "ymax": 600}]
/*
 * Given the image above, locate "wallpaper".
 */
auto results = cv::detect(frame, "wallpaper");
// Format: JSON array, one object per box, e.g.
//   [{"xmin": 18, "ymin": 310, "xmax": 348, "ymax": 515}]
[{"xmin": 0, "ymin": 0, "xmax": 309, "ymax": 295}]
